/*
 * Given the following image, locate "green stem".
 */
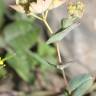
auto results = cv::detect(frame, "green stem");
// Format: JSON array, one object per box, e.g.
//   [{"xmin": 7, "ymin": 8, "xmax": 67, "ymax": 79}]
[
  {"xmin": 29, "ymin": 12, "xmax": 68, "ymax": 86},
  {"xmin": 43, "ymin": 18, "xmax": 68, "ymax": 86},
  {"xmin": 56, "ymin": 43, "xmax": 62, "ymax": 63},
  {"xmin": 43, "ymin": 19, "xmax": 62, "ymax": 63},
  {"xmin": 43, "ymin": 19, "xmax": 53, "ymax": 34},
  {"xmin": 62, "ymin": 69, "xmax": 68, "ymax": 87}
]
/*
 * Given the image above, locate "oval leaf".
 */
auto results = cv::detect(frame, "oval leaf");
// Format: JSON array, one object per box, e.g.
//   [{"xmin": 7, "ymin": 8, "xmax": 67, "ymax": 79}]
[
  {"xmin": 68, "ymin": 74, "xmax": 93, "ymax": 93},
  {"xmin": 47, "ymin": 22, "xmax": 80, "ymax": 44},
  {"xmin": 4, "ymin": 20, "xmax": 39, "ymax": 49},
  {"xmin": 73, "ymin": 77, "xmax": 93, "ymax": 96},
  {"xmin": 61, "ymin": 17, "xmax": 77, "ymax": 29}
]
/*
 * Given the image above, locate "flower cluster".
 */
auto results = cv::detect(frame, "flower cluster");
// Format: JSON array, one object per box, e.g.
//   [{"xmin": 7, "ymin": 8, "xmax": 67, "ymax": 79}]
[
  {"xmin": 11, "ymin": 0, "xmax": 66, "ymax": 14},
  {"xmin": 67, "ymin": 1, "xmax": 85, "ymax": 18}
]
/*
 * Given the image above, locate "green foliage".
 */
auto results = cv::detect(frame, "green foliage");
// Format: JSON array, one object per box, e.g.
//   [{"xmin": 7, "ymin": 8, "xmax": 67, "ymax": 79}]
[
  {"xmin": 47, "ymin": 22, "xmax": 80, "ymax": 44},
  {"xmin": 38, "ymin": 43, "xmax": 57, "ymax": 65},
  {"xmin": 68, "ymin": 74, "xmax": 93, "ymax": 96},
  {"xmin": 46, "ymin": 17, "xmax": 79, "ymax": 44},
  {"xmin": 0, "ymin": 3, "xmax": 57, "ymax": 83},
  {"xmin": 0, "ymin": 1, "xmax": 94, "ymax": 96},
  {"xmin": 73, "ymin": 79, "xmax": 93, "ymax": 96},
  {"xmin": 2, "ymin": 17, "xmax": 56, "ymax": 83},
  {"xmin": 28, "ymin": 43, "xmax": 57, "ymax": 71},
  {"xmin": 4, "ymin": 19, "xmax": 39, "ymax": 83},
  {"xmin": 4, "ymin": 20, "xmax": 39, "ymax": 50},
  {"xmin": 61, "ymin": 17, "xmax": 77, "ymax": 29}
]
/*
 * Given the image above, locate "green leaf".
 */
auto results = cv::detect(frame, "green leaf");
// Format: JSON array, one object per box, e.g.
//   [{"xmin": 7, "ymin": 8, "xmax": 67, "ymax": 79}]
[
  {"xmin": 68, "ymin": 74, "xmax": 93, "ymax": 93},
  {"xmin": 38, "ymin": 43, "xmax": 56, "ymax": 56},
  {"xmin": 38, "ymin": 43, "xmax": 57, "ymax": 65},
  {"xmin": 61, "ymin": 17, "xmax": 77, "ymax": 29},
  {"xmin": 4, "ymin": 20, "xmax": 39, "ymax": 50},
  {"xmin": 73, "ymin": 77, "xmax": 93, "ymax": 96},
  {"xmin": 26, "ymin": 50, "xmax": 56, "ymax": 71},
  {"xmin": 7, "ymin": 49, "xmax": 35, "ymax": 83},
  {"xmin": 26, "ymin": 50, "xmax": 50, "ymax": 67},
  {"xmin": 47, "ymin": 22, "xmax": 80, "ymax": 44},
  {"xmin": 4, "ymin": 20, "xmax": 40, "ymax": 83}
]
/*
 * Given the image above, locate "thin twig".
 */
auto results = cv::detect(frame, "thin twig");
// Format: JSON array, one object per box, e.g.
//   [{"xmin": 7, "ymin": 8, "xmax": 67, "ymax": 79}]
[
  {"xmin": 42, "ymin": 18, "xmax": 68, "ymax": 86},
  {"xmin": 43, "ymin": 19, "xmax": 62, "ymax": 63},
  {"xmin": 56, "ymin": 43, "xmax": 62, "ymax": 63},
  {"xmin": 29, "ymin": 3, "xmax": 68, "ymax": 86},
  {"xmin": 62, "ymin": 69, "xmax": 68, "ymax": 87},
  {"xmin": 43, "ymin": 20, "xmax": 53, "ymax": 34}
]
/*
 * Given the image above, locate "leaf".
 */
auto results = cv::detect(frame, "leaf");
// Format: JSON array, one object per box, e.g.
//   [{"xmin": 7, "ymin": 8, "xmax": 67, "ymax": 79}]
[
  {"xmin": 73, "ymin": 77, "xmax": 93, "ymax": 96},
  {"xmin": 7, "ymin": 49, "xmax": 35, "ymax": 83},
  {"xmin": 26, "ymin": 50, "xmax": 50, "ymax": 67},
  {"xmin": 47, "ymin": 22, "xmax": 80, "ymax": 44},
  {"xmin": 4, "ymin": 20, "xmax": 40, "ymax": 83},
  {"xmin": 68, "ymin": 74, "xmax": 93, "ymax": 93},
  {"xmin": 38, "ymin": 43, "xmax": 57, "ymax": 64},
  {"xmin": 61, "ymin": 17, "xmax": 77, "ymax": 29},
  {"xmin": 4, "ymin": 20, "xmax": 39, "ymax": 50},
  {"xmin": 26, "ymin": 50, "xmax": 56, "ymax": 71},
  {"xmin": 38, "ymin": 43, "xmax": 56, "ymax": 56}
]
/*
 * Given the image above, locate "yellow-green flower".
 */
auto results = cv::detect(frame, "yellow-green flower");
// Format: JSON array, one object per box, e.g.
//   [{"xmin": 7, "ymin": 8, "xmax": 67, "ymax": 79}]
[
  {"xmin": 68, "ymin": 3, "xmax": 76, "ymax": 15},
  {"xmin": 67, "ymin": 1, "xmax": 85, "ymax": 18},
  {"xmin": 0, "ymin": 57, "xmax": 4, "ymax": 66}
]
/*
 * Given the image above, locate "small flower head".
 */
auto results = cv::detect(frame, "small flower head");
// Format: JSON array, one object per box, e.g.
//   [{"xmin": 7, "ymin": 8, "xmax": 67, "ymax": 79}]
[
  {"xmin": 0, "ymin": 57, "xmax": 4, "ymax": 66},
  {"xmin": 67, "ymin": 3, "xmax": 76, "ymax": 15},
  {"xmin": 67, "ymin": 1, "xmax": 85, "ymax": 18},
  {"xmin": 10, "ymin": 0, "xmax": 66, "ymax": 14}
]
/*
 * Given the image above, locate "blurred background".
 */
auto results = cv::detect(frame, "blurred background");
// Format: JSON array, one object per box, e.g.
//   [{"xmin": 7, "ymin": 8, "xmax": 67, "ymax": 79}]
[{"xmin": 0, "ymin": 0, "xmax": 96, "ymax": 96}]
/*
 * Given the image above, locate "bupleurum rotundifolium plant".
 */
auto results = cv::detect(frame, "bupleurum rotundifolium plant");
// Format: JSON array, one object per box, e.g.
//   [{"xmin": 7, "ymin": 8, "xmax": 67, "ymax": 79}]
[{"xmin": 9, "ymin": 0, "xmax": 94, "ymax": 96}]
